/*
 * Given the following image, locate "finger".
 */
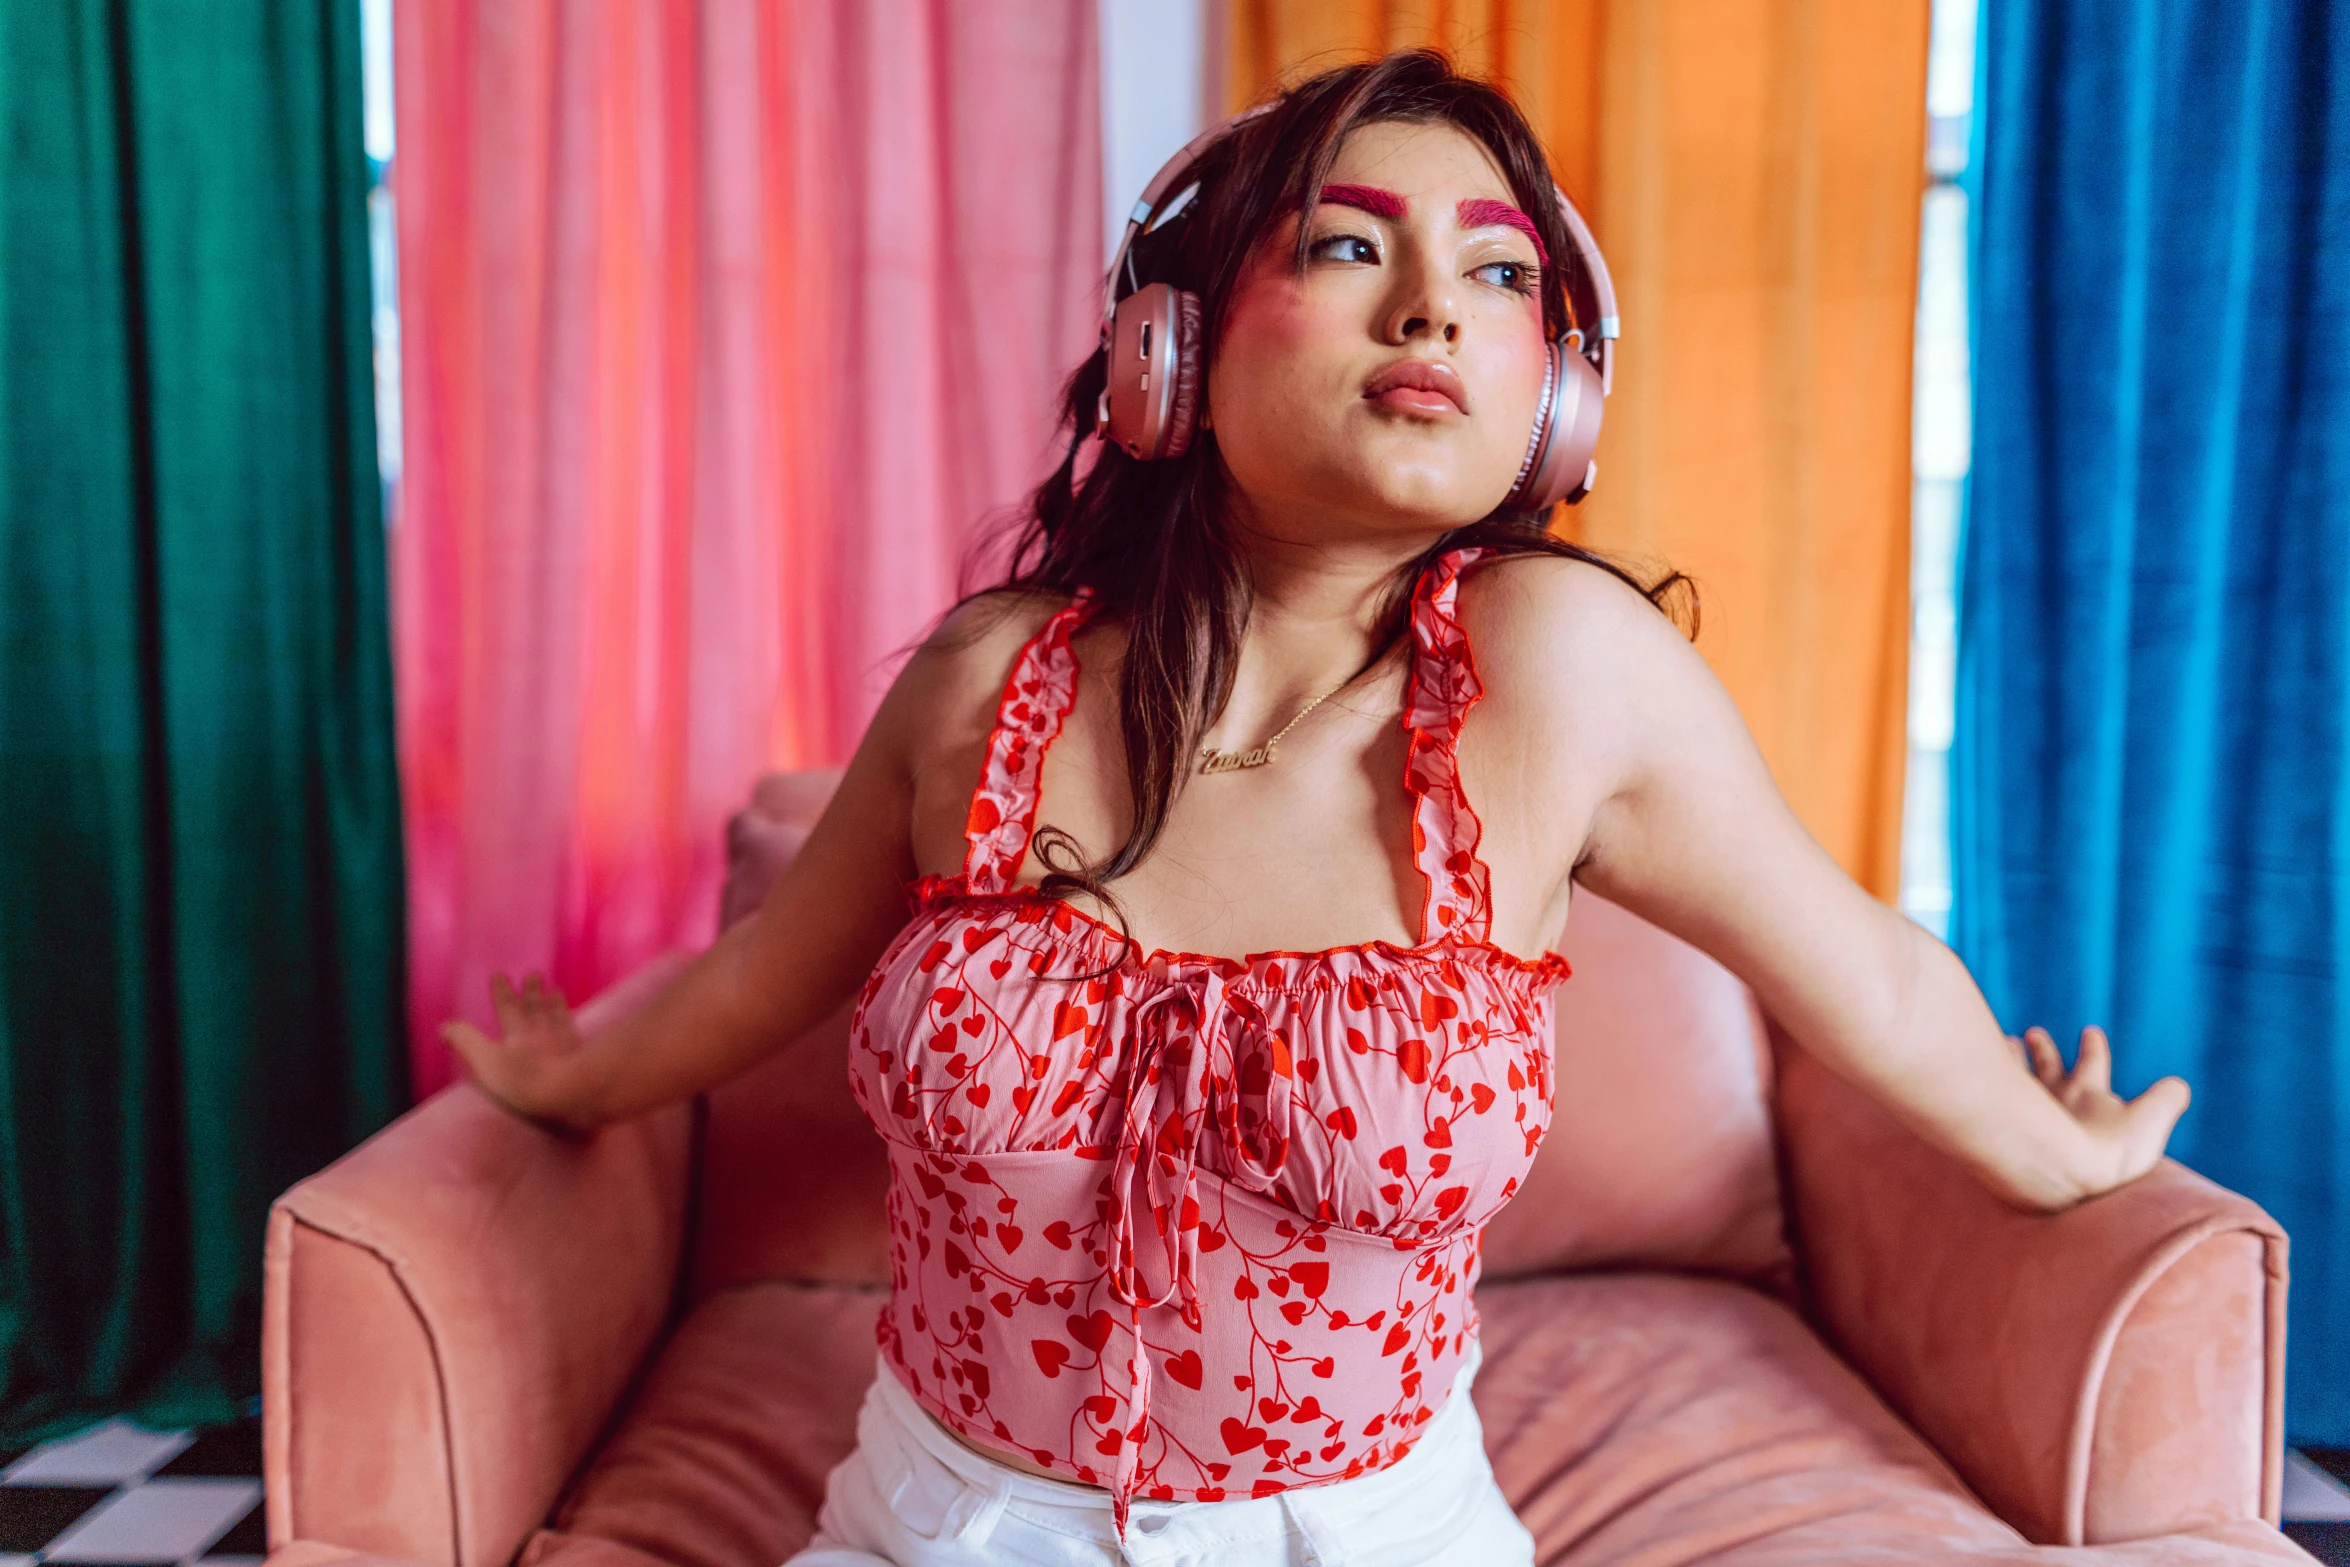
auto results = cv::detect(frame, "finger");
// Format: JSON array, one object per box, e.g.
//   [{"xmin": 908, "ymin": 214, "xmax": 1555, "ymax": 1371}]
[
  {"xmin": 2132, "ymin": 1073, "xmax": 2192, "ymax": 1126},
  {"xmin": 2123, "ymin": 1075, "xmax": 2192, "ymax": 1172},
  {"xmin": 521, "ymin": 972, "xmax": 551, "ymax": 1019},
  {"xmin": 441, "ymin": 1020, "xmax": 496, "ymax": 1073},
  {"xmin": 2022, "ymin": 1027, "xmax": 2065, "ymax": 1089},
  {"xmin": 490, "ymin": 974, "xmax": 525, "ymax": 1038},
  {"xmin": 528, "ymin": 974, "xmax": 574, "ymax": 1035},
  {"xmin": 2073, "ymin": 1025, "xmax": 2112, "ymax": 1094}
]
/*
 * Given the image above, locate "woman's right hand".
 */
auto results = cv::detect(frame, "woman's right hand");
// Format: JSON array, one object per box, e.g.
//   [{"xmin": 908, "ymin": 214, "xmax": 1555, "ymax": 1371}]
[
  {"xmin": 424, "ymin": 603, "xmax": 999, "ymax": 1136},
  {"xmin": 441, "ymin": 973, "xmax": 597, "ymax": 1133}
]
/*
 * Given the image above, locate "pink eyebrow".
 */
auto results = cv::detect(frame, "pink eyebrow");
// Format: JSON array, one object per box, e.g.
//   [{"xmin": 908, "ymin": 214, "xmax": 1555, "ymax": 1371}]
[
  {"xmin": 1317, "ymin": 183, "xmax": 1406, "ymax": 220},
  {"xmin": 1457, "ymin": 198, "xmax": 1549, "ymax": 265}
]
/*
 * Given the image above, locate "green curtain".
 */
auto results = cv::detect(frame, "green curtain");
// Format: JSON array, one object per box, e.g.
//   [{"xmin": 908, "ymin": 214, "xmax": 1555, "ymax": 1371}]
[{"xmin": 0, "ymin": 0, "xmax": 407, "ymax": 1442}]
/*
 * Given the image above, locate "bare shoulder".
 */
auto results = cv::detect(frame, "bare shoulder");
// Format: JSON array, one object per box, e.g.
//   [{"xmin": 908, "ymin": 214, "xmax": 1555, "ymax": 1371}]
[
  {"xmin": 869, "ymin": 589, "xmax": 1079, "ymax": 875},
  {"xmin": 1450, "ymin": 550, "xmax": 1697, "ymax": 719},
  {"xmin": 882, "ymin": 589, "xmax": 1077, "ymax": 733}
]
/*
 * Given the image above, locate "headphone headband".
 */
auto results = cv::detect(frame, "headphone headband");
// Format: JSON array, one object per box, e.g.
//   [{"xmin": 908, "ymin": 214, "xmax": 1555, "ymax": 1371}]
[{"xmin": 1102, "ymin": 105, "xmax": 1274, "ymax": 332}]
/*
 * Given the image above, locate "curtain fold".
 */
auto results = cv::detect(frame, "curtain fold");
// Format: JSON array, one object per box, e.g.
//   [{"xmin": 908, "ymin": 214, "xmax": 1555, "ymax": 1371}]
[
  {"xmin": 1955, "ymin": 0, "xmax": 2350, "ymax": 1442},
  {"xmin": 0, "ymin": 0, "xmax": 405, "ymax": 1439},
  {"xmin": 1224, "ymin": 1, "xmax": 1927, "ymax": 897},
  {"xmin": 394, "ymin": 1, "xmax": 1101, "ymax": 1096}
]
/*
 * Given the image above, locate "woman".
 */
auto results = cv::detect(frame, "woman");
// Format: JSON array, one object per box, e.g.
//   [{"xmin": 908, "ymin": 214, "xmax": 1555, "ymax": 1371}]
[{"xmin": 445, "ymin": 52, "xmax": 2190, "ymax": 1567}]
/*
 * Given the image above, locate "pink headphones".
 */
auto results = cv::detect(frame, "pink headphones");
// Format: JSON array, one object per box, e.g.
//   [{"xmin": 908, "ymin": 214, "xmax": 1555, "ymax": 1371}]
[{"xmin": 1094, "ymin": 107, "xmax": 1619, "ymax": 510}]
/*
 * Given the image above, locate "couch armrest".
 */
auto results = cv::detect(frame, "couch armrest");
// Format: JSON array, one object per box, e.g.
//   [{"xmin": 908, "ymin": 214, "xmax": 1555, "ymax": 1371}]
[
  {"xmin": 1773, "ymin": 1032, "xmax": 2288, "ymax": 1546},
  {"xmin": 264, "ymin": 1545, "xmax": 431, "ymax": 1567},
  {"xmin": 262, "ymin": 955, "xmax": 697, "ymax": 1567}
]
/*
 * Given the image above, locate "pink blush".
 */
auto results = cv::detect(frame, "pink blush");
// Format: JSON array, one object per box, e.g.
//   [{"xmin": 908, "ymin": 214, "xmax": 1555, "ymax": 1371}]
[{"xmin": 1456, "ymin": 198, "xmax": 1548, "ymax": 265}]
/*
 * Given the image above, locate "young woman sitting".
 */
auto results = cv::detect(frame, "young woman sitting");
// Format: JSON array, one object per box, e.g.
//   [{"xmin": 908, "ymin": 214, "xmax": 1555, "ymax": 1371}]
[{"xmin": 444, "ymin": 50, "xmax": 2190, "ymax": 1567}]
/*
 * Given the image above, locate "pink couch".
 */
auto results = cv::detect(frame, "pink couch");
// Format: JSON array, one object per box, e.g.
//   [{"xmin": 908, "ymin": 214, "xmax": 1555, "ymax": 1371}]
[{"xmin": 260, "ymin": 771, "xmax": 2314, "ymax": 1566}]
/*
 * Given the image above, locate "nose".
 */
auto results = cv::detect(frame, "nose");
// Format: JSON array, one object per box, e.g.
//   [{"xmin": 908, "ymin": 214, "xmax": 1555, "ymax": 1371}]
[{"xmin": 1381, "ymin": 238, "xmax": 1461, "ymax": 348}]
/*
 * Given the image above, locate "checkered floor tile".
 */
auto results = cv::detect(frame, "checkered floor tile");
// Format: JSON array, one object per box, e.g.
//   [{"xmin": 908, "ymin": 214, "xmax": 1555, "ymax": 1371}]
[
  {"xmin": 2291, "ymin": 1447, "xmax": 2350, "ymax": 1564},
  {"xmin": 0, "ymin": 1414, "xmax": 262, "ymax": 1565},
  {"xmin": 0, "ymin": 1413, "xmax": 2346, "ymax": 1564}
]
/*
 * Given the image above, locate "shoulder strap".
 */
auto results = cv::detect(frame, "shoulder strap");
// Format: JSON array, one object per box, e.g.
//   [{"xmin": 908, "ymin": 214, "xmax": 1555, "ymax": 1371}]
[
  {"xmin": 962, "ymin": 592, "xmax": 1094, "ymax": 892},
  {"xmin": 1401, "ymin": 547, "xmax": 1496, "ymax": 942}
]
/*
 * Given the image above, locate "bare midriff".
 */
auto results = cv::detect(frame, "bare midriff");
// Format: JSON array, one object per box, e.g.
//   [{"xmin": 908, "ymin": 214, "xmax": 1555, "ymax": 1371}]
[{"xmin": 926, "ymin": 1404, "xmax": 1101, "ymax": 1486}]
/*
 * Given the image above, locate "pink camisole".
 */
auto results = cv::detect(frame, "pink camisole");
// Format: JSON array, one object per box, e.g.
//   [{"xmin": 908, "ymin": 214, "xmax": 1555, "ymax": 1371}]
[{"xmin": 846, "ymin": 546, "xmax": 1569, "ymax": 1528}]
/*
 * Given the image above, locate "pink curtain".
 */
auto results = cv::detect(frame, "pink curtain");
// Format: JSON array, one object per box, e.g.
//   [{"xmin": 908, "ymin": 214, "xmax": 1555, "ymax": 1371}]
[{"xmin": 393, "ymin": 1, "xmax": 1102, "ymax": 1097}]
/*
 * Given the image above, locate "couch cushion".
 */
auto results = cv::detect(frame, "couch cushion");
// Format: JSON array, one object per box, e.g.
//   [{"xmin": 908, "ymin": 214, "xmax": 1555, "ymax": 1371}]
[
  {"xmin": 531, "ymin": 1281, "xmax": 883, "ymax": 1567},
  {"xmin": 1480, "ymin": 892, "xmax": 1791, "ymax": 1289},
  {"xmin": 695, "ymin": 770, "xmax": 892, "ymax": 1295},
  {"xmin": 1474, "ymin": 1273, "xmax": 2312, "ymax": 1565},
  {"xmin": 717, "ymin": 771, "xmax": 842, "ymax": 928},
  {"xmin": 689, "ymin": 1000, "xmax": 892, "ymax": 1296},
  {"xmin": 523, "ymin": 1268, "xmax": 2310, "ymax": 1567}
]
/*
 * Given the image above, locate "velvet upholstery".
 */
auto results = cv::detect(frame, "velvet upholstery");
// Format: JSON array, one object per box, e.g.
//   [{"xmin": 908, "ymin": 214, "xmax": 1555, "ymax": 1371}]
[
  {"xmin": 698, "ymin": 770, "xmax": 891, "ymax": 1294},
  {"xmin": 1777, "ymin": 1034, "xmax": 2289, "ymax": 1545},
  {"xmin": 1480, "ymin": 890, "xmax": 1793, "ymax": 1290},
  {"xmin": 261, "ymin": 771, "xmax": 2309, "ymax": 1566},
  {"xmin": 263, "ymin": 964, "xmax": 696, "ymax": 1565}
]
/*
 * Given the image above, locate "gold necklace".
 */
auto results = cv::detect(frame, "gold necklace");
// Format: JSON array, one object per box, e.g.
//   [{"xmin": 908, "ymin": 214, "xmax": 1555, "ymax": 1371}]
[{"xmin": 1197, "ymin": 679, "xmax": 1351, "ymax": 774}]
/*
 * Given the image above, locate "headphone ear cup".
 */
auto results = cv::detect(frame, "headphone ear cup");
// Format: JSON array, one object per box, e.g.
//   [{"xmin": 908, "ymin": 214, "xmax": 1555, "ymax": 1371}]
[
  {"xmin": 1505, "ymin": 340, "xmax": 1607, "ymax": 511},
  {"xmin": 1161, "ymin": 290, "xmax": 1204, "ymax": 458},
  {"xmin": 1102, "ymin": 282, "xmax": 1204, "ymax": 461}
]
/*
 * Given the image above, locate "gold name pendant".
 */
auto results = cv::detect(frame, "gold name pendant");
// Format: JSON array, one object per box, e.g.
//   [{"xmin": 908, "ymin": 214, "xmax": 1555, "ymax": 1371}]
[
  {"xmin": 1195, "ymin": 679, "xmax": 1349, "ymax": 776},
  {"xmin": 1197, "ymin": 740, "xmax": 1280, "ymax": 773}
]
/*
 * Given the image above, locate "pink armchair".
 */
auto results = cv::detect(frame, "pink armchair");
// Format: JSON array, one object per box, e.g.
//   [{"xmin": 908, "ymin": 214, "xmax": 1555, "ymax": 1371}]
[{"xmin": 260, "ymin": 771, "xmax": 2312, "ymax": 1567}]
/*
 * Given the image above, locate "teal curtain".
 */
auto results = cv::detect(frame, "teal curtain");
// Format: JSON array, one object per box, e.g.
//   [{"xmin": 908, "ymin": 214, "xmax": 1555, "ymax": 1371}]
[
  {"xmin": 1955, "ymin": 0, "xmax": 2350, "ymax": 1440},
  {"xmin": 0, "ymin": 0, "xmax": 407, "ymax": 1441}
]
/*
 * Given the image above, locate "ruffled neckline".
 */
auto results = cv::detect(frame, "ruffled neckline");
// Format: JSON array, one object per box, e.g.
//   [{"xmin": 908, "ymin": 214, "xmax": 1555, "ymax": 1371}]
[{"xmin": 905, "ymin": 873, "xmax": 1572, "ymax": 986}]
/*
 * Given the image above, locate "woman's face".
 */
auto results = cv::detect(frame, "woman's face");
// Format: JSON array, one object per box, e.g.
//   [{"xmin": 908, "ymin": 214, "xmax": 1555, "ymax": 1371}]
[{"xmin": 1208, "ymin": 119, "xmax": 1552, "ymax": 546}]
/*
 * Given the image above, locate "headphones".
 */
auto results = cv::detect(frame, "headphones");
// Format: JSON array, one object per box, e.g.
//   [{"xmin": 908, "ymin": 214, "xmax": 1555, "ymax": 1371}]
[{"xmin": 1094, "ymin": 106, "xmax": 1620, "ymax": 510}]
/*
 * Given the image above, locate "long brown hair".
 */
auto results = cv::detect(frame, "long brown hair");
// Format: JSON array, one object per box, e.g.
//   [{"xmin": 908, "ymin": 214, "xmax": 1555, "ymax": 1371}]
[{"xmin": 974, "ymin": 50, "xmax": 1692, "ymax": 914}]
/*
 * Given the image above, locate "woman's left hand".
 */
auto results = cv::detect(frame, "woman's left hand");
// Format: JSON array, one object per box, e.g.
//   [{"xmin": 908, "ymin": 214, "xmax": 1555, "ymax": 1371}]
[
  {"xmin": 1473, "ymin": 555, "xmax": 2192, "ymax": 1212},
  {"xmin": 2017, "ymin": 1024, "xmax": 2192, "ymax": 1198}
]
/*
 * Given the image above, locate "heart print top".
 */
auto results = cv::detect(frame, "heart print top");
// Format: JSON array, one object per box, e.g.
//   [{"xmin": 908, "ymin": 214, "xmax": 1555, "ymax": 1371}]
[{"xmin": 846, "ymin": 545, "xmax": 1568, "ymax": 1531}]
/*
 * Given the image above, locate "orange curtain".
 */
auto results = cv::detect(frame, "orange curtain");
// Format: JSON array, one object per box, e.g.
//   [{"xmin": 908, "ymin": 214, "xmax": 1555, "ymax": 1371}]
[{"xmin": 1225, "ymin": 1, "xmax": 1928, "ymax": 897}]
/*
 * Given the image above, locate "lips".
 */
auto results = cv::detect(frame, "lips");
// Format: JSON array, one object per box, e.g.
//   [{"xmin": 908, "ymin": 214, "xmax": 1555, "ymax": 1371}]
[{"xmin": 1363, "ymin": 358, "xmax": 1468, "ymax": 416}]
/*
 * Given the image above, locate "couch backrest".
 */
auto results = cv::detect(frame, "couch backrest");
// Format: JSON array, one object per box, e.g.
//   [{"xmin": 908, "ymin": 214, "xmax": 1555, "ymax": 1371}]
[
  {"xmin": 1478, "ymin": 891, "xmax": 1791, "ymax": 1288},
  {"xmin": 689, "ymin": 771, "xmax": 1791, "ymax": 1300}
]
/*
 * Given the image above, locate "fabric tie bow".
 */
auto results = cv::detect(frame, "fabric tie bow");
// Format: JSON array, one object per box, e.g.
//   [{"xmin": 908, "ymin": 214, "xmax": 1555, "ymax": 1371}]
[
  {"xmin": 1098, "ymin": 959, "xmax": 1297, "ymax": 1529},
  {"xmin": 1106, "ymin": 962, "xmax": 1296, "ymax": 1313}
]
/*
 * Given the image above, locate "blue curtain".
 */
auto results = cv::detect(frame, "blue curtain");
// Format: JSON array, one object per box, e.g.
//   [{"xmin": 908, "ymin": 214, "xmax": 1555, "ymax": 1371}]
[{"xmin": 1956, "ymin": 0, "xmax": 2350, "ymax": 1440}]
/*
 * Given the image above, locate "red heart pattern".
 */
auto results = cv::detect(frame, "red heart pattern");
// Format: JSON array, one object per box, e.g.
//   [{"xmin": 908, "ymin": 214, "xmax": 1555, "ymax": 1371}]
[{"xmin": 845, "ymin": 550, "xmax": 1566, "ymax": 1528}]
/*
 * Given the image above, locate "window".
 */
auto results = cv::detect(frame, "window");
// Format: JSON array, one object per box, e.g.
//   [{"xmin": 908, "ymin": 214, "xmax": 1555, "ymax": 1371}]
[
  {"xmin": 360, "ymin": 0, "xmax": 399, "ymax": 498},
  {"xmin": 1898, "ymin": 0, "xmax": 1977, "ymax": 938}
]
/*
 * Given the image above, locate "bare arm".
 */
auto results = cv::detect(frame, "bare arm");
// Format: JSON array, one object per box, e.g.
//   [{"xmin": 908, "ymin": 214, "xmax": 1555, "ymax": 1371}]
[
  {"xmin": 440, "ymin": 600, "xmax": 1041, "ymax": 1133},
  {"xmin": 1476, "ymin": 559, "xmax": 2188, "ymax": 1213}
]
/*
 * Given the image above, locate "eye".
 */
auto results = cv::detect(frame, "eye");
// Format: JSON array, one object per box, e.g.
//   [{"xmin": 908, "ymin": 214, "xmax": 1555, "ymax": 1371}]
[
  {"xmin": 1472, "ymin": 259, "xmax": 1539, "ymax": 295},
  {"xmin": 1309, "ymin": 232, "xmax": 1380, "ymax": 265}
]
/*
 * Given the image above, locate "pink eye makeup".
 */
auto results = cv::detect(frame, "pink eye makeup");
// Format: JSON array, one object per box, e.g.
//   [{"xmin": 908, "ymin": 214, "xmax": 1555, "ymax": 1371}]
[
  {"xmin": 1315, "ymin": 183, "xmax": 1407, "ymax": 220},
  {"xmin": 1456, "ymin": 198, "xmax": 1549, "ymax": 265}
]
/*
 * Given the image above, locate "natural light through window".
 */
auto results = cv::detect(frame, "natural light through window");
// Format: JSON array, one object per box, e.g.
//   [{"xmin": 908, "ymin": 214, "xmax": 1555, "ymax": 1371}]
[
  {"xmin": 1899, "ymin": 0, "xmax": 1977, "ymax": 939},
  {"xmin": 361, "ymin": 0, "xmax": 399, "ymax": 498}
]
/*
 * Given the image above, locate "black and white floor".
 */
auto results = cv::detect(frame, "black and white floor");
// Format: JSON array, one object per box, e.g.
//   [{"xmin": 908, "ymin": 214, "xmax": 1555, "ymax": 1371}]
[
  {"xmin": 0, "ymin": 1412, "xmax": 2345, "ymax": 1563},
  {"xmin": 0, "ymin": 1413, "xmax": 263, "ymax": 1565},
  {"xmin": 2288, "ymin": 1448, "xmax": 2350, "ymax": 1563}
]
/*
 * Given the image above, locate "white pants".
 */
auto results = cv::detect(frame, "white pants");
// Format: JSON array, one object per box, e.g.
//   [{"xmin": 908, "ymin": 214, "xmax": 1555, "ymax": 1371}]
[{"xmin": 787, "ymin": 1346, "xmax": 1533, "ymax": 1567}]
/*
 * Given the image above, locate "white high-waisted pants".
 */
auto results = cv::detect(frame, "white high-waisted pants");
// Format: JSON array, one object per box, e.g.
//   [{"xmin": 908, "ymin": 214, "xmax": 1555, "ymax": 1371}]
[{"xmin": 786, "ymin": 1345, "xmax": 1534, "ymax": 1567}]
